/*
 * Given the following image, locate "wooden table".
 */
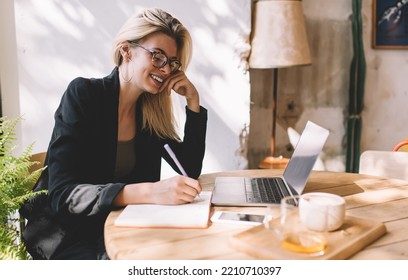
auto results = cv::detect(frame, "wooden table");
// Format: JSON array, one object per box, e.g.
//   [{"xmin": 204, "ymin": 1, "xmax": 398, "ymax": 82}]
[{"xmin": 104, "ymin": 169, "xmax": 408, "ymax": 260}]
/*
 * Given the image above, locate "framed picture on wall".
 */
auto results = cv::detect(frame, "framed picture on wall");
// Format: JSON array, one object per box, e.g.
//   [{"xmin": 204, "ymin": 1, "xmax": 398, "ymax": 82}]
[{"xmin": 373, "ymin": 0, "xmax": 408, "ymax": 49}]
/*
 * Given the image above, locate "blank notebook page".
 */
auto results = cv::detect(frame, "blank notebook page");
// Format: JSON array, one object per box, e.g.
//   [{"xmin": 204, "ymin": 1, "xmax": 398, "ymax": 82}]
[{"xmin": 114, "ymin": 191, "xmax": 212, "ymax": 229}]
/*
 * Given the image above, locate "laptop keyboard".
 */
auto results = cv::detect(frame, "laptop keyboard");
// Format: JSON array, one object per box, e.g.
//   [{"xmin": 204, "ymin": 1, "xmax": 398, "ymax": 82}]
[{"xmin": 246, "ymin": 177, "xmax": 288, "ymax": 203}]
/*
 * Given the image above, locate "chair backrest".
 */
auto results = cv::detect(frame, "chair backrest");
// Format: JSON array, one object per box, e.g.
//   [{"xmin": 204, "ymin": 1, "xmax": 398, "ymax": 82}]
[
  {"xmin": 359, "ymin": 150, "xmax": 408, "ymax": 181},
  {"xmin": 28, "ymin": 152, "xmax": 46, "ymax": 175},
  {"xmin": 20, "ymin": 152, "xmax": 46, "ymax": 240},
  {"xmin": 393, "ymin": 140, "xmax": 408, "ymax": 152}
]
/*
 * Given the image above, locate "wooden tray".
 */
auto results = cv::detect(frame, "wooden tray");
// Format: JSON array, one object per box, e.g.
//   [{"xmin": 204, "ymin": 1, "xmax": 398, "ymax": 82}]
[{"xmin": 229, "ymin": 216, "xmax": 386, "ymax": 259}]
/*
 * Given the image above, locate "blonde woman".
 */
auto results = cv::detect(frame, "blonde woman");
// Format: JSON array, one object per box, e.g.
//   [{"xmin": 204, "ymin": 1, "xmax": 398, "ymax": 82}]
[{"xmin": 22, "ymin": 8, "xmax": 207, "ymax": 260}]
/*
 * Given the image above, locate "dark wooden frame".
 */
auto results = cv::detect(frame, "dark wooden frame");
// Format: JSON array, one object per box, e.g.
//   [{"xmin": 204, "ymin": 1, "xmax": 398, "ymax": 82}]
[{"xmin": 372, "ymin": 0, "xmax": 408, "ymax": 49}]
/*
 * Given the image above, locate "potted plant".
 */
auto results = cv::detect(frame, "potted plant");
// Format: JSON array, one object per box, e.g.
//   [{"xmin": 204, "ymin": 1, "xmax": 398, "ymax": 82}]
[{"xmin": 0, "ymin": 116, "xmax": 45, "ymax": 259}]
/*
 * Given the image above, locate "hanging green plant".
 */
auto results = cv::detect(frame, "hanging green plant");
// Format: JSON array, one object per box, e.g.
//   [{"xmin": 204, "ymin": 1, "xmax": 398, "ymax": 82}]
[{"xmin": 0, "ymin": 116, "xmax": 46, "ymax": 259}]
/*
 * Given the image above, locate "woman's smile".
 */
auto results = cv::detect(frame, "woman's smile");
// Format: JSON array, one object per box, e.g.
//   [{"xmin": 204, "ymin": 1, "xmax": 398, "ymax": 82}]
[{"xmin": 150, "ymin": 73, "xmax": 164, "ymax": 87}]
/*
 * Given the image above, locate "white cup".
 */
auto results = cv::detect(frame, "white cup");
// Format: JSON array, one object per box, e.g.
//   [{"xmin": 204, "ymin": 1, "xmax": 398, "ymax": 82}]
[{"xmin": 299, "ymin": 192, "xmax": 346, "ymax": 232}]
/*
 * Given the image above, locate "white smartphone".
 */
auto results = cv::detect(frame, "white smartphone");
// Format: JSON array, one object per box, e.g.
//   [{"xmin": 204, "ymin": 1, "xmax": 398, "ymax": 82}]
[{"xmin": 211, "ymin": 211, "xmax": 266, "ymax": 225}]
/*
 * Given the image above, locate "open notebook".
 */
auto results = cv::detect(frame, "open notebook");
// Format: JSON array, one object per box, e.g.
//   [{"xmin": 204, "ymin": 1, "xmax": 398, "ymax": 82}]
[{"xmin": 114, "ymin": 191, "xmax": 212, "ymax": 229}]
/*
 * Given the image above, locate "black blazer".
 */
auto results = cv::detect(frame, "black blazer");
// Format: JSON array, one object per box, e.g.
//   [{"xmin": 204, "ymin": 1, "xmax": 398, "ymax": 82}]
[{"xmin": 22, "ymin": 67, "xmax": 207, "ymax": 259}]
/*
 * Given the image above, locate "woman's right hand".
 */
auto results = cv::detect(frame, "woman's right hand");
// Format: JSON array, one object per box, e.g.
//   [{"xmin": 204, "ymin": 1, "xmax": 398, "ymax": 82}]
[
  {"xmin": 150, "ymin": 175, "xmax": 202, "ymax": 204},
  {"xmin": 113, "ymin": 175, "xmax": 202, "ymax": 206},
  {"xmin": 151, "ymin": 175, "xmax": 201, "ymax": 204}
]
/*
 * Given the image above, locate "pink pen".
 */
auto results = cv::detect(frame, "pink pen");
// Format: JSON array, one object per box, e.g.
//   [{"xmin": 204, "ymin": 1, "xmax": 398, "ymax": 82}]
[{"xmin": 164, "ymin": 144, "xmax": 202, "ymax": 200}]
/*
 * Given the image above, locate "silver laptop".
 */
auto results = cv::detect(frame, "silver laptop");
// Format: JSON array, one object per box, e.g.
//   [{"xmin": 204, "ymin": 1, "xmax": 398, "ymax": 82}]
[{"xmin": 211, "ymin": 121, "xmax": 330, "ymax": 206}]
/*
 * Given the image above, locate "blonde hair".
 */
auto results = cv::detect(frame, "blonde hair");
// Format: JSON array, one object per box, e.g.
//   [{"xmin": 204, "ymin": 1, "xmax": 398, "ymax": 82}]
[{"xmin": 112, "ymin": 8, "xmax": 193, "ymax": 140}]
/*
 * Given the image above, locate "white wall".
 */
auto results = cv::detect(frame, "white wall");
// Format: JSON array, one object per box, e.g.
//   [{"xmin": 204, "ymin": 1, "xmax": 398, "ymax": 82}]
[
  {"xmin": 0, "ymin": 0, "xmax": 22, "ymax": 141},
  {"xmin": 281, "ymin": 0, "xmax": 408, "ymax": 170},
  {"xmin": 6, "ymin": 0, "xmax": 251, "ymax": 176},
  {"xmin": 361, "ymin": 0, "xmax": 408, "ymax": 151}
]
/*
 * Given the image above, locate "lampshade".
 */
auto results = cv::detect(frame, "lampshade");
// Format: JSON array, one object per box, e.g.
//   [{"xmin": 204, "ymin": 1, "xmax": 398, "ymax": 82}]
[{"xmin": 249, "ymin": 0, "xmax": 311, "ymax": 69}]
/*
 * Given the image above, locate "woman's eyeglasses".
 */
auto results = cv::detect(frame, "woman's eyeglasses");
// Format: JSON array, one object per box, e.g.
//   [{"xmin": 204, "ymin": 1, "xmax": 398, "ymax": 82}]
[{"xmin": 128, "ymin": 41, "xmax": 181, "ymax": 74}]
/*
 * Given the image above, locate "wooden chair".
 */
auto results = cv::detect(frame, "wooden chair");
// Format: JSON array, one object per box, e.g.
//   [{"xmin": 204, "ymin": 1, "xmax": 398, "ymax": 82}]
[
  {"xmin": 359, "ymin": 150, "xmax": 408, "ymax": 181},
  {"xmin": 393, "ymin": 140, "xmax": 408, "ymax": 152},
  {"xmin": 20, "ymin": 152, "xmax": 47, "ymax": 241},
  {"xmin": 28, "ymin": 152, "xmax": 46, "ymax": 177}
]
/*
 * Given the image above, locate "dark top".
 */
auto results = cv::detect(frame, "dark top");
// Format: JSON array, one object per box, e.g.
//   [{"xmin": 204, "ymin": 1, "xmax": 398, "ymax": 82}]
[
  {"xmin": 21, "ymin": 68, "xmax": 207, "ymax": 259},
  {"xmin": 114, "ymin": 137, "xmax": 136, "ymax": 179}
]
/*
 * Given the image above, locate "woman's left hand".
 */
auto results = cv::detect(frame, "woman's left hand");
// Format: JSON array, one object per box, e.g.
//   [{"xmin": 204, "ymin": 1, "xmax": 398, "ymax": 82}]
[{"xmin": 160, "ymin": 71, "xmax": 200, "ymax": 112}]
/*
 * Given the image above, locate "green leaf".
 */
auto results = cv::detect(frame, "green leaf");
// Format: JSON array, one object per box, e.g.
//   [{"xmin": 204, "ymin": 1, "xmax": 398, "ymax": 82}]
[{"xmin": 0, "ymin": 116, "xmax": 46, "ymax": 259}]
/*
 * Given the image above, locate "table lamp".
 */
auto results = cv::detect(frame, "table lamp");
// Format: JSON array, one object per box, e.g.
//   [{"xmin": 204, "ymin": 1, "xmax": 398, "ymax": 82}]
[{"xmin": 248, "ymin": 0, "xmax": 312, "ymax": 169}]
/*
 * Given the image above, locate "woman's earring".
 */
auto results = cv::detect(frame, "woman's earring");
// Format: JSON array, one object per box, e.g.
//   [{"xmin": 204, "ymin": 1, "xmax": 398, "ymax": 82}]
[{"xmin": 120, "ymin": 57, "xmax": 133, "ymax": 83}]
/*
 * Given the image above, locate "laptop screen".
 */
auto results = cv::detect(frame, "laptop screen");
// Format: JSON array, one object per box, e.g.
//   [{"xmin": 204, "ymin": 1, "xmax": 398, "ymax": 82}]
[{"xmin": 282, "ymin": 121, "xmax": 330, "ymax": 195}]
